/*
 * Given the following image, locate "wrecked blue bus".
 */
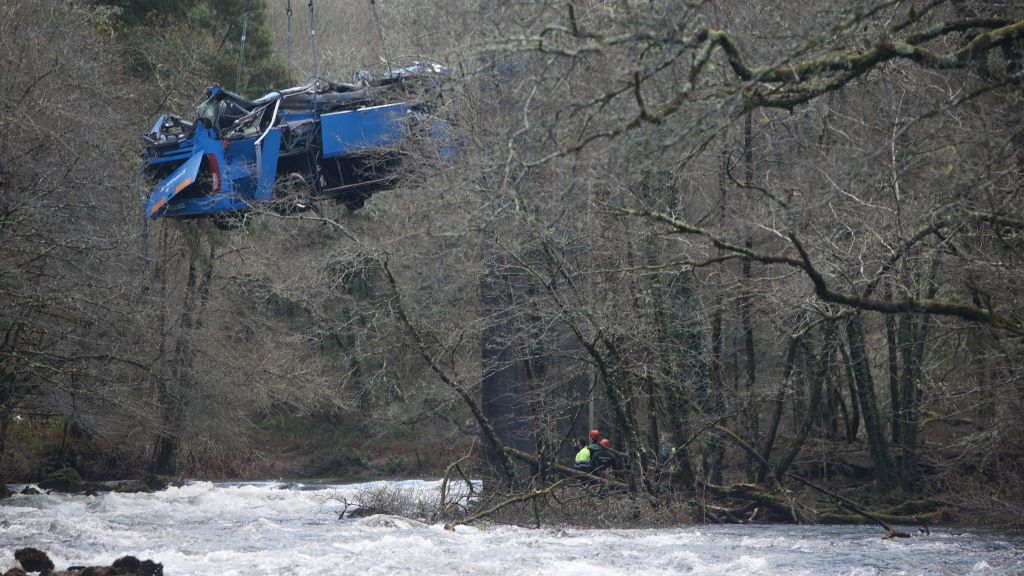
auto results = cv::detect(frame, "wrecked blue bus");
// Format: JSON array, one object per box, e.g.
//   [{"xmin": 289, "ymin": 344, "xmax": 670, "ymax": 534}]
[{"xmin": 142, "ymin": 62, "xmax": 449, "ymax": 224}]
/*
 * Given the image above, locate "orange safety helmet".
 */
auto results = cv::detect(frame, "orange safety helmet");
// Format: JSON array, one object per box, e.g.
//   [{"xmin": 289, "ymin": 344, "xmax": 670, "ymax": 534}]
[
  {"xmin": 589, "ymin": 429, "xmax": 601, "ymax": 441},
  {"xmin": 599, "ymin": 438, "xmax": 610, "ymax": 448}
]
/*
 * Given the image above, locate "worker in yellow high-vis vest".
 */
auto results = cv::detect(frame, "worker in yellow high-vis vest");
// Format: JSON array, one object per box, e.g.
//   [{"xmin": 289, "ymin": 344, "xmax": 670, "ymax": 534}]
[{"xmin": 574, "ymin": 429, "xmax": 602, "ymax": 473}]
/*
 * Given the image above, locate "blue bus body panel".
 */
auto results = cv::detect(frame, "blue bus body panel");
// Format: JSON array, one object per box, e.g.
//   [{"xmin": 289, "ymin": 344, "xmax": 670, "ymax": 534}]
[
  {"xmin": 146, "ymin": 151, "xmax": 205, "ymax": 218},
  {"xmin": 255, "ymin": 130, "xmax": 282, "ymax": 202},
  {"xmin": 223, "ymin": 139, "xmax": 257, "ymax": 205},
  {"xmin": 147, "ymin": 150, "xmax": 195, "ymax": 165},
  {"xmin": 320, "ymin": 103, "xmax": 409, "ymax": 158},
  {"xmin": 145, "ymin": 126, "xmax": 287, "ymax": 218},
  {"xmin": 160, "ymin": 192, "xmax": 252, "ymax": 218}
]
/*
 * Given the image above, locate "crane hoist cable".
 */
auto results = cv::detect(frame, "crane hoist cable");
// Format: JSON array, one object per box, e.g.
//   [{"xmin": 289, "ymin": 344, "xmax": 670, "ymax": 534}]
[
  {"xmin": 286, "ymin": 0, "xmax": 294, "ymax": 81},
  {"xmin": 308, "ymin": 0, "xmax": 320, "ymax": 80},
  {"xmin": 236, "ymin": 0, "xmax": 253, "ymax": 92},
  {"xmin": 369, "ymin": 0, "xmax": 392, "ymax": 77}
]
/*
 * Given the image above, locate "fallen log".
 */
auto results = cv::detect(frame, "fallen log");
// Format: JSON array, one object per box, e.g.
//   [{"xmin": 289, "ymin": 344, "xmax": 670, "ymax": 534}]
[
  {"xmin": 713, "ymin": 424, "xmax": 912, "ymax": 537},
  {"xmin": 786, "ymin": 474, "xmax": 911, "ymax": 538},
  {"xmin": 694, "ymin": 501, "xmax": 758, "ymax": 524},
  {"xmin": 702, "ymin": 482, "xmax": 807, "ymax": 523},
  {"xmin": 817, "ymin": 509, "xmax": 945, "ymax": 526}
]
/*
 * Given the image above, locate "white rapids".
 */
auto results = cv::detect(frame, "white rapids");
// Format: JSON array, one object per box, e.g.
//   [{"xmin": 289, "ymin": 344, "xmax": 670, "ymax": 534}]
[{"xmin": 1, "ymin": 480, "xmax": 1022, "ymax": 575}]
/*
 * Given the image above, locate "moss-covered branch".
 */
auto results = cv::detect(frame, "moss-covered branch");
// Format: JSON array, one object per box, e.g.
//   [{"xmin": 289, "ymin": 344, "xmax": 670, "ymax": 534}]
[
  {"xmin": 615, "ymin": 207, "xmax": 1024, "ymax": 334},
  {"xmin": 698, "ymin": 19, "xmax": 1023, "ymax": 108}
]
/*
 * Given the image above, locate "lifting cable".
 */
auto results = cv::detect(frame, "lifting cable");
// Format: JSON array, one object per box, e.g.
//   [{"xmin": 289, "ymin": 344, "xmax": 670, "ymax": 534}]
[
  {"xmin": 286, "ymin": 0, "xmax": 294, "ymax": 81},
  {"xmin": 235, "ymin": 0, "xmax": 253, "ymax": 92},
  {"xmin": 369, "ymin": 0, "xmax": 392, "ymax": 76},
  {"xmin": 308, "ymin": 0, "xmax": 321, "ymax": 80}
]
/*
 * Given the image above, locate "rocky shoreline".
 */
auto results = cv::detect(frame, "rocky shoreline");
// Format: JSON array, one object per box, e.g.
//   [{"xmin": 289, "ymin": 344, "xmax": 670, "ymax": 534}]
[
  {"xmin": 4, "ymin": 549, "xmax": 162, "ymax": 576},
  {"xmin": 1, "ymin": 468, "xmax": 172, "ymax": 499}
]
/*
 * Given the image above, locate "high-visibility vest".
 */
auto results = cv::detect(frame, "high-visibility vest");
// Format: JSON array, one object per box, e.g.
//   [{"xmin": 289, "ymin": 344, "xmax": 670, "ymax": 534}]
[{"xmin": 575, "ymin": 446, "xmax": 591, "ymax": 464}]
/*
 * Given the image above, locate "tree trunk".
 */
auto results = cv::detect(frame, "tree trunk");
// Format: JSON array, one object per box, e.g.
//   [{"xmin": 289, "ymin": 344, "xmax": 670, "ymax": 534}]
[
  {"xmin": 838, "ymin": 338, "xmax": 861, "ymax": 442},
  {"xmin": 896, "ymin": 255, "xmax": 940, "ymax": 490},
  {"xmin": 0, "ymin": 409, "xmax": 10, "ymax": 485},
  {"xmin": 151, "ymin": 224, "xmax": 216, "ymax": 477},
  {"xmin": 776, "ymin": 320, "xmax": 835, "ymax": 479},
  {"xmin": 885, "ymin": 280, "xmax": 902, "ymax": 446},
  {"xmin": 845, "ymin": 315, "xmax": 896, "ymax": 488},
  {"xmin": 669, "ymin": 271, "xmax": 721, "ymax": 485},
  {"xmin": 478, "ymin": 251, "xmax": 532, "ymax": 479},
  {"xmin": 151, "ymin": 251, "xmax": 198, "ymax": 477},
  {"xmin": 757, "ymin": 332, "xmax": 799, "ymax": 483},
  {"xmin": 739, "ymin": 112, "xmax": 759, "ymax": 481},
  {"xmin": 739, "ymin": 240, "xmax": 758, "ymax": 481}
]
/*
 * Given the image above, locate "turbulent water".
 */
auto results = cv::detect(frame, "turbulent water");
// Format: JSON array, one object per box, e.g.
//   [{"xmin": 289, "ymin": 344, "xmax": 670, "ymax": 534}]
[{"xmin": 1, "ymin": 480, "xmax": 1022, "ymax": 575}]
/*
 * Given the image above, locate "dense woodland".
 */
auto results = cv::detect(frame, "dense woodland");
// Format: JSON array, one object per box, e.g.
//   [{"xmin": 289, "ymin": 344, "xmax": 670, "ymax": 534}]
[{"xmin": 1, "ymin": 0, "xmax": 1022, "ymax": 526}]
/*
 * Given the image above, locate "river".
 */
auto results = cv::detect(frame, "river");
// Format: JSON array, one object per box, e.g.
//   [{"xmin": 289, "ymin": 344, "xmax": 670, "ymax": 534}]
[{"xmin": 1, "ymin": 480, "xmax": 1021, "ymax": 575}]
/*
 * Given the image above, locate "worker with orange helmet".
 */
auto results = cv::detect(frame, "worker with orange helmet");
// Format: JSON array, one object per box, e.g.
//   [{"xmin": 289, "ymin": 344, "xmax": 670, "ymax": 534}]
[
  {"xmin": 574, "ymin": 429, "xmax": 603, "ymax": 473},
  {"xmin": 590, "ymin": 437, "xmax": 616, "ymax": 475}
]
